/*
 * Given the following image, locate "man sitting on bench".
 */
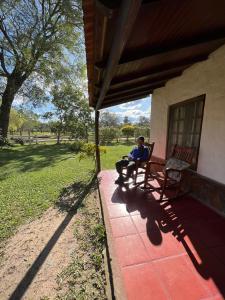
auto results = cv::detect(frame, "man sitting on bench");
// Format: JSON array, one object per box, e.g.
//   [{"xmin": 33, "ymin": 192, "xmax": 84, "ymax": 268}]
[{"xmin": 115, "ymin": 136, "xmax": 149, "ymax": 184}]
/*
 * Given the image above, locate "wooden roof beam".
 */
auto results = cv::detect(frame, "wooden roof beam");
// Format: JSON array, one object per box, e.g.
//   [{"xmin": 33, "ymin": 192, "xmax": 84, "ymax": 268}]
[
  {"xmin": 110, "ymin": 54, "xmax": 208, "ymax": 87},
  {"xmin": 119, "ymin": 30, "xmax": 225, "ymax": 65},
  {"xmin": 95, "ymin": 0, "xmax": 142, "ymax": 111},
  {"xmin": 105, "ymin": 79, "xmax": 167, "ymax": 99},
  {"xmin": 107, "ymin": 71, "xmax": 182, "ymax": 96},
  {"xmin": 105, "ymin": 83, "xmax": 164, "ymax": 103}
]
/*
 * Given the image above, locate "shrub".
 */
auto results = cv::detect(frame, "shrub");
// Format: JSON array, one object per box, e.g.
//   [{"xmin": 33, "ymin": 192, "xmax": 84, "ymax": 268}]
[
  {"xmin": 69, "ymin": 140, "xmax": 85, "ymax": 152},
  {"xmin": 0, "ymin": 136, "xmax": 10, "ymax": 147},
  {"xmin": 12, "ymin": 137, "xmax": 25, "ymax": 145},
  {"xmin": 79, "ymin": 142, "xmax": 106, "ymax": 162}
]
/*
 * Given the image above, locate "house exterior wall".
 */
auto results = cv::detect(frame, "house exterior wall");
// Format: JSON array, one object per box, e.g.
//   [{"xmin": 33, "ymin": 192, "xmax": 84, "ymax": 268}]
[{"xmin": 151, "ymin": 44, "xmax": 225, "ymax": 185}]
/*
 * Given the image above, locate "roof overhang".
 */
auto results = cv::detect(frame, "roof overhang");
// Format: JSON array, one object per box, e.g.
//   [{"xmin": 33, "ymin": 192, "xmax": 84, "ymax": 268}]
[{"xmin": 83, "ymin": 0, "xmax": 225, "ymax": 110}]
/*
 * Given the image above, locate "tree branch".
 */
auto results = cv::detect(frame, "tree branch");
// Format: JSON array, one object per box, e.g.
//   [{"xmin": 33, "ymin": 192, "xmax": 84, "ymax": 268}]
[
  {"xmin": 0, "ymin": 48, "xmax": 10, "ymax": 76},
  {"xmin": 0, "ymin": 19, "xmax": 19, "ymax": 60}
]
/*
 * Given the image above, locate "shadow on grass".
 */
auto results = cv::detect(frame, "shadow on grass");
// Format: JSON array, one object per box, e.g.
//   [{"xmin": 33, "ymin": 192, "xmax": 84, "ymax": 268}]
[
  {"xmin": 8, "ymin": 173, "xmax": 97, "ymax": 300},
  {"xmin": 0, "ymin": 144, "xmax": 74, "ymax": 178}
]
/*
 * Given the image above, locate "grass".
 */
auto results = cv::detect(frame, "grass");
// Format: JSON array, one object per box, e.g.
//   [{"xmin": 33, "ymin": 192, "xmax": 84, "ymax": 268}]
[
  {"xmin": 0, "ymin": 142, "xmax": 134, "ymax": 242},
  {"xmin": 101, "ymin": 144, "xmax": 131, "ymax": 170},
  {"xmin": 0, "ymin": 144, "xmax": 94, "ymax": 242}
]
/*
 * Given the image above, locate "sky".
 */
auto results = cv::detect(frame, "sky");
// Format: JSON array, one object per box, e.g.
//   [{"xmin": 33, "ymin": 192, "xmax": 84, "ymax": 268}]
[
  {"xmin": 13, "ymin": 92, "xmax": 152, "ymax": 123},
  {"xmin": 102, "ymin": 95, "xmax": 152, "ymax": 123}
]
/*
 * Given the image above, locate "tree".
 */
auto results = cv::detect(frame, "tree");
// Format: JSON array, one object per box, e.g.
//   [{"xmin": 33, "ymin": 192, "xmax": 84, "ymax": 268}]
[
  {"xmin": 123, "ymin": 116, "xmax": 130, "ymax": 125},
  {"xmin": 138, "ymin": 116, "xmax": 150, "ymax": 127},
  {"xmin": 0, "ymin": 0, "xmax": 82, "ymax": 137},
  {"xmin": 100, "ymin": 111, "xmax": 119, "ymax": 127},
  {"xmin": 43, "ymin": 83, "xmax": 92, "ymax": 144},
  {"xmin": 121, "ymin": 125, "xmax": 135, "ymax": 141},
  {"xmin": 100, "ymin": 127, "xmax": 117, "ymax": 145},
  {"xmin": 8, "ymin": 108, "xmax": 25, "ymax": 134}
]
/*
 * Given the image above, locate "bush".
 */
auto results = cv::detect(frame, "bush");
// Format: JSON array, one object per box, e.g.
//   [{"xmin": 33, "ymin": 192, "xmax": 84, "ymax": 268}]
[
  {"xmin": 0, "ymin": 136, "xmax": 10, "ymax": 147},
  {"xmin": 12, "ymin": 137, "xmax": 25, "ymax": 145},
  {"xmin": 69, "ymin": 140, "xmax": 85, "ymax": 152},
  {"xmin": 79, "ymin": 142, "xmax": 106, "ymax": 161}
]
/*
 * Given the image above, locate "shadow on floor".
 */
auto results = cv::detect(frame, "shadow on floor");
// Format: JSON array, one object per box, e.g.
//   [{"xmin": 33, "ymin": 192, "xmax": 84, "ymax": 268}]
[{"xmin": 111, "ymin": 184, "xmax": 225, "ymax": 297}]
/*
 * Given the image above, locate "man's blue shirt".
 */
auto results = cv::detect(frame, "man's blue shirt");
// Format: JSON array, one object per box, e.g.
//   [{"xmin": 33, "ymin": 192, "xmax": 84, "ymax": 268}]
[{"xmin": 129, "ymin": 145, "xmax": 149, "ymax": 161}]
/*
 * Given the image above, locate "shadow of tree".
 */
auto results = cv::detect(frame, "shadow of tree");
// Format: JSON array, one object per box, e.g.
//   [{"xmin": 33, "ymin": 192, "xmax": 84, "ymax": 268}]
[
  {"xmin": 8, "ymin": 173, "xmax": 98, "ymax": 300},
  {"xmin": 56, "ymin": 170, "xmax": 98, "ymax": 212}
]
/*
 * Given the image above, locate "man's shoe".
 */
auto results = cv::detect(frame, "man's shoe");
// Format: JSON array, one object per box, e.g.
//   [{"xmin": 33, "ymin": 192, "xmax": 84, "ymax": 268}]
[{"xmin": 115, "ymin": 177, "xmax": 124, "ymax": 185}]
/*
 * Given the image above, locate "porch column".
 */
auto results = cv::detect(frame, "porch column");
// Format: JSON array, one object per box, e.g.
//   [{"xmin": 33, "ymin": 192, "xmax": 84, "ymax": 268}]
[{"xmin": 95, "ymin": 110, "xmax": 101, "ymax": 173}]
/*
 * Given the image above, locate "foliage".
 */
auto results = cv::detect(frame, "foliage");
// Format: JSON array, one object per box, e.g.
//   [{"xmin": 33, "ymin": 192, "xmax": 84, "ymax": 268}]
[
  {"xmin": 12, "ymin": 137, "xmax": 24, "ymax": 145},
  {"xmin": 121, "ymin": 124, "xmax": 135, "ymax": 140},
  {"xmin": 123, "ymin": 116, "xmax": 130, "ymax": 125},
  {"xmin": 137, "ymin": 115, "xmax": 150, "ymax": 126},
  {"xmin": 70, "ymin": 140, "xmax": 85, "ymax": 152},
  {"xmin": 100, "ymin": 111, "xmax": 119, "ymax": 127},
  {"xmin": 43, "ymin": 83, "xmax": 92, "ymax": 143},
  {"xmin": 79, "ymin": 142, "xmax": 107, "ymax": 162},
  {"xmin": 100, "ymin": 127, "xmax": 118, "ymax": 145},
  {"xmin": 0, "ymin": 134, "xmax": 10, "ymax": 147},
  {"xmin": 0, "ymin": 0, "xmax": 83, "ymax": 136}
]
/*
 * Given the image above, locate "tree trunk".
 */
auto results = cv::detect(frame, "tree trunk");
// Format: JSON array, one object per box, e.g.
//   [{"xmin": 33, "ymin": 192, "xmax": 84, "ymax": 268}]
[
  {"xmin": 0, "ymin": 76, "xmax": 24, "ymax": 138},
  {"xmin": 57, "ymin": 130, "xmax": 61, "ymax": 144}
]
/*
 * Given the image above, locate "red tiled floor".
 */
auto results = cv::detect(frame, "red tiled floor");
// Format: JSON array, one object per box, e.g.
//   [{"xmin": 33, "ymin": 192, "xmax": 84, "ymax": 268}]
[
  {"xmin": 114, "ymin": 234, "xmax": 150, "ymax": 267},
  {"xmin": 108, "ymin": 204, "xmax": 130, "ymax": 218},
  {"xmin": 99, "ymin": 170, "xmax": 225, "ymax": 300},
  {"xmin": 122, "ymin": 263, "xmax": 168, "ymax": 300},
  {"xmin": 140, "ymin": 231, "xmax": 186, "ymax": 260},
  {"xmin": 211, "ymin": 245, "xmax": 225, "ymax": 265},
  {"xmin": 153, "ymin": 255, "xmax": 211, "ymax": 299},
  {"xmin": 110, "ymin": 216, "xmax": 137, "ymax": 237}
]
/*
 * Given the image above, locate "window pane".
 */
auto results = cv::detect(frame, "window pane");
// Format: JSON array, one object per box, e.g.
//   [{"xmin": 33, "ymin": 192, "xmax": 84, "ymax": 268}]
[
  {"xmin": 195, "ymin": 118, "xmax": 202, "ymax": 133},
  {"xmin": 197, "ymin": 101, "xmax": 204, "ymax": 116},
  {"xmin": 178, "ymin": 120, "xmax": 184, "ymax": 133},
  {"xmin": 179, "ymin": 107, "xmax": 185, "ymax": 119},
  {"xmin": 167, "ymin": 96, "xmax": 205, "ymax": 170}
]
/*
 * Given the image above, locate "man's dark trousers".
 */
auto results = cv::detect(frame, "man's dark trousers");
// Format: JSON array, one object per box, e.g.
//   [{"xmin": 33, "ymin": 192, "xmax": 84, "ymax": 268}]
[{"xmin": 115, "ymin": 159, "xmax": 136, "ymax": 178}]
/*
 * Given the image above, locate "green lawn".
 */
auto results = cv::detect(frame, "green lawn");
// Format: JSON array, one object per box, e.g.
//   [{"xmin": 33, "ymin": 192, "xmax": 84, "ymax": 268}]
[{"xmin": 0, "ymin": 143, "xmax": 133, "ymax": 242}]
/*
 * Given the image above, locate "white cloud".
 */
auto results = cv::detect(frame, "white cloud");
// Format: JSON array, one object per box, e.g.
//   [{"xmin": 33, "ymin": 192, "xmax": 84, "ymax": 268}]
[{"xmin": 119, "ymin": 103, "xmax": 142, "ymax": 110}]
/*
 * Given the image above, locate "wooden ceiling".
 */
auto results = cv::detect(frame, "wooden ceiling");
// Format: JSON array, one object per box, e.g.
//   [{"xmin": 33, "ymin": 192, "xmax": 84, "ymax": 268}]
[{"xmin": 83, "ymin": 0, "xmax": 225, "ymax": 109}]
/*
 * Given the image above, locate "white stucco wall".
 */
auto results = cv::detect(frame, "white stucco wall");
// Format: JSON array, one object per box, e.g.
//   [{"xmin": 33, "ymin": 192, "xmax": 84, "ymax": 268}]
[{"xmin": 150, "ymin": 44, "xmax": 225, "ymax": 184}]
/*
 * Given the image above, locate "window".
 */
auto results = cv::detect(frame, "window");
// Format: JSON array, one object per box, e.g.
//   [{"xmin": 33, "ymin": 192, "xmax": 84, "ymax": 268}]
[{"xmin": 167, "ymin": 95, "xmax": 205, "ymax": 170}]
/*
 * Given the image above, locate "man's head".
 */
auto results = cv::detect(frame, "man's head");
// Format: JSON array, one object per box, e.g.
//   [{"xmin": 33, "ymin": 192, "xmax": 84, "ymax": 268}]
[{"xmin": 137, "ymin": 136, "xmax": 145, "ymax": 146}]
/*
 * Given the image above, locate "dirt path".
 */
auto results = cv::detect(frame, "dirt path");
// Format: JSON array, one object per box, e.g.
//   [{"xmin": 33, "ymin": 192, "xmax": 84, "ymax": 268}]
[{"xmin": 0, "ymin": 207, "xmax": 77, "ymax": 300}]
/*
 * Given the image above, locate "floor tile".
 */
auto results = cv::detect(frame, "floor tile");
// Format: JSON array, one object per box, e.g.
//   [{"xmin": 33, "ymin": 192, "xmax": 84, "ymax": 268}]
[
  {"xmin": 153, "ymin": 255, "xmax": 211, "ymax": 300},
  {"xmin": 184, "ymin": 248, "xmax": 225, "ymax": 297},
  {"xmin": 107, "ymin": 204, "xmax": 130, "ymax": 218},
  {"xmin": 131, "ymin": 215, "xmax": 147, "ymax": 232},
  {"xmin": 110, "ymin": 216, "xmax": 137, "ymax": 237},
  {"xmin": 210, "ymin": 245, "xmax": 225, "ymax": 266},
  {"xmin": 140, "ymin": 231, "xmax": 185, "ymax": 260},
  {"xmin": 122, "ymin": 263, "xmax": 168, "ymax": 300},
  {"xmin": 114, "ymin": 234, "xmax": 150, "ymax": 267}
]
